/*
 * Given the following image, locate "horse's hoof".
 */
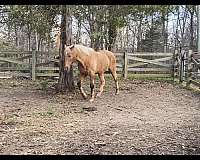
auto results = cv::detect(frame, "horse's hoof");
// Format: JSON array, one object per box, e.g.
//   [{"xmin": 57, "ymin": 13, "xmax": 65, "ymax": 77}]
[
  {"xmin": 89, "ymin": 98, "xmax": 94, "ymax": 102},
  {"xmin": 82, "ymin": 94, "xmax": 87, "ymax": 99},
  {"xmin": 115, "ymin": 92, "xmax": 119, "ymax": 95},
  {"xmin": 83, "ymin": 96, "xmax": 88, "ymax": 99},
  {"xmin": 96, "ymin": 93, "xmax": 102, "ymax": 97}
]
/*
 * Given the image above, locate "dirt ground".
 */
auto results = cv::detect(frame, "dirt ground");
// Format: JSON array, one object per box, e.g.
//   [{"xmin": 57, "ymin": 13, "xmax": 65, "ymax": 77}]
[{"xmin": 0, "ymin": 77, "xmax": 200, "ymax": 155}]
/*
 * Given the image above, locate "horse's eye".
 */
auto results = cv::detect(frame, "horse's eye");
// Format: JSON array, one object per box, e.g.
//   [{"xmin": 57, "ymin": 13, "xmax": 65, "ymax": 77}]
[{"xmin": 68, "ymin": 54, "xmax": 71, "ymax": 58}]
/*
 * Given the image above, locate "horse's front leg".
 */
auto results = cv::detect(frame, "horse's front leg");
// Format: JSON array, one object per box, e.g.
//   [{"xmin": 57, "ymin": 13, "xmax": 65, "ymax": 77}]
[
  {"xmin": 96, "ymin": 73, "xmax": 105, "ymax": 97},
  {"xmin": 77, "ymin": 73, "xmax": 87, "ymax": 99},
  {"xmin": 89, "ymin": 73, "xmax": 95, "ymax": 102}
]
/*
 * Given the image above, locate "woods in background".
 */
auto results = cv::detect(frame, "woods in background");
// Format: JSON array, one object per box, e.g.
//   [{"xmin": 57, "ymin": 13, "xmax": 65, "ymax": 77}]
[
  {"xmin": 0, "ymin": 5, "xmax": 198, "ymax": 53},
  {"xmin": 0, "ymin": 5, "xmax": 199, "ymax": 91}
]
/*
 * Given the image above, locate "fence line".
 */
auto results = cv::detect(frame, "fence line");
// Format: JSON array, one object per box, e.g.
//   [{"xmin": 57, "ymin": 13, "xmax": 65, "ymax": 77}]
[{"xmin": 0, "ymin": 49, "xmax": 174, "ymax": 80}]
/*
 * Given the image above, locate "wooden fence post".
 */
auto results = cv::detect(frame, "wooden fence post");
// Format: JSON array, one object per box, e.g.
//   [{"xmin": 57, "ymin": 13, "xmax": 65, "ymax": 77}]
[
  {"xmin": 179, "ymin": 50, "xmax": 184, "ymax": 83},
  {"xmin": 31, "ymin": 49, "xmax": 36, "ymax": 81},
  {"xmin": 172, "ymin": 50, "xmax": 178, "ymax": 81},
  {"xmin": 185, "ymin": 50, "xmax": 189, "ymax": 85},
  {"xmin": 186, "ymin": 50, "xmax": 193, "ymax": 87},
  {"xmin": 123, "ymin": 51, "xmax": 128, "ymax": 79},
  {"xmin": 178, "ymin": 50, "xmax": 181, "ymax": 83}
]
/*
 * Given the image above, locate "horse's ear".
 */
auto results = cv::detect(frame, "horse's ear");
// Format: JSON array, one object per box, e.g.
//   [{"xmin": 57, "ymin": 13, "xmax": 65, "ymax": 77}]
[{"xmin": 70, "ymin": 45, "xmax": 75, "ymax": 50}]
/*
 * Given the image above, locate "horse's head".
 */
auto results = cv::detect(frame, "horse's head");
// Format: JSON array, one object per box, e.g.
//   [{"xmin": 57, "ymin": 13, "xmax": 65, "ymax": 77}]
[{"xmin": 64, "ymin": 44, "xmax": 76, "ymax": 72}]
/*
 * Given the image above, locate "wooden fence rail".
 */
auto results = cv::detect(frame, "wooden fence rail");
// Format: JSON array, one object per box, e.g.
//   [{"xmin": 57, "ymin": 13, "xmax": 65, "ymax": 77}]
[{"xmin": 0, "ymin": 49, "xmax": 174, "ymax": 80}]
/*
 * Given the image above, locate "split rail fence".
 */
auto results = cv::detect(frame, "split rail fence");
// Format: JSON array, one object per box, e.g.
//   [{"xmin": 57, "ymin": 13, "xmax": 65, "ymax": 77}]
[
  {"xmin": 0, "ymin": 49, "xmax": 174, "ymax": 80},
  {"xmin": 1, "ymin": 49, "xmax": 199, "ymax": 90},
  {"xmin": 0, "ymin": 50, "xmax": 58, "ymax": 80}
]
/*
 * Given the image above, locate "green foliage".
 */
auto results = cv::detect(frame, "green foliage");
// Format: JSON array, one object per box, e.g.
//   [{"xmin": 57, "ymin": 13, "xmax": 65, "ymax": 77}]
[
  {"xmin": 33, "ymin": 106, "xmax": 56, "ymax": 117},
  {"xmin": 39, "ymin": 80, "xmax": 49, "ymax": 91},
  {"xmin": 0, "ymin": 5, "xmax": 179, "ymax": 52},
  {"xmin": 3, "ymin": 5, "xmax": 60, "ymax": 51},
  {"xmin": 113, "ymin": 17, "xmax": 126, "ymax": 28},
  {"xmin": 0, "ymin": 39, "xmax": 19, "ymax": 50}
]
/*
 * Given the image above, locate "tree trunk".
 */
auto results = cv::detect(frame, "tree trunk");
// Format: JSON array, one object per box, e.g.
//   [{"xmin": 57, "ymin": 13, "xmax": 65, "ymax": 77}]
[
  {"xmin": 58, "ymin": 5, "xmax": 75, "ymax": 92},
  {"xmin": 162, "ymin": 10, "xmax": 168, "ymax": 53},
  {"xmin": 198, "ymin": 5, "xmax": 200, "ymax": 52},
  {"xmin": 165, "ymin": 13, "xmax": 168, "ymax": 52},
  {"xmin": 150, "ymin": 13, "xmax": 154, "ymax": 52},
  {"xmin": 161, "ymin": 11, "xmax": 166, "ymax": 52},
  {"xmin": 137, "ymin": 16, "xmax": 142, "ymax": 52},
  {"xmin": 38, "ymin": 36, "xmax": 42, "ymax": 51},
  {"xmin": 175, "ymin": 7, "xmax": 180, "ymax": 50},
  {"xmin": 104, "ymin": 14, "xmax": 108, "ymax": 50},
  {"xmin": 35, "ymin": 32, "xmax": 38, "ymax": 51},
  {"xmin": 94, "ymin": 22, "xmax": 100, "ymax": 51},
  {"xmin": 14, "ymin": 24, "xmax": 19, "ymax": 47},
  {"xmin": 108, "ymin": 6, "xmax": 117, "ymax": 51},
  {"xmin": 108, "ymin": 23, "xmax": 117, "ymax": 51},
  {"xmin": 27, "ymin": 24, "xmax": 31, "ymax": 51},
  {"xmin": 100, "ymin": 24, "xmax": 104, "ymax": 50},
  {"xmin": 94, "ymin": 6, "xmax": 103, "ymax": 51},
  {"xmin": 7, "ymin": 25, "xmax": 11, "ymax": 42},
  {"xmin": 76, "ymin": 18, "xmax": 81, "ymax": 44},
  {"xmin": 189, "ymin": 6, "xmax": 194, "ymax": 50},
  {"xmin": 178, "ymin": 6, "xmax": 187, "ymax": 52},
  {"xmin": 87, "ymin": 6, "xmax": 95, "ymax": 48}
]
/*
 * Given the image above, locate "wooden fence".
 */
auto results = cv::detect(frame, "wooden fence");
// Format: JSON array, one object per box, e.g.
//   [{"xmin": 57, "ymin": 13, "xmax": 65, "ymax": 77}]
[
  {"xmin": 0, "ymin": 50, "xmax": 58, "ymax": 80},
  {"xmin": 0, "ymin": 50, "xmax": 174, "ymax": 80},
  {"xmin": 116, "ymin": 51, "xmax": 173, "ymax": 79},
  {"xmin": 175, "ymin": 50, "xmax": 200, "ymax": 88}
]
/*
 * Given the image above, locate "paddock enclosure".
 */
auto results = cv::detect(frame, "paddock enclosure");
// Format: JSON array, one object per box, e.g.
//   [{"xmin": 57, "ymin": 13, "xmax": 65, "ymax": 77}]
[
  {"xmin": 0, "ymin": 49, "xmax": 200, "ymax": 155},
  {"xmin": 0, "ymin": 49, "xmax": 174, "ymax": 78},
  {"xmin": 0, "ymin": 49, "xmax": 199, "ymax": 88}
]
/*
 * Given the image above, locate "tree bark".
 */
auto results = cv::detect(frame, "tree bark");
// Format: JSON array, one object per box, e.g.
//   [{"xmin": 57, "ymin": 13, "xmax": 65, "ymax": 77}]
[
  {"xmin": 178, "ymin": 6, "xmax": 187, "ymax": 52},
  {"xmin": 108, "ymin": 6, "xmax": 117, "ymax": 51},
  {"xmin": 189, "ymin": 6, "xmax": 194, "ymax": 50},
  {"xmin": 162, "ymin": 10, "xmax": 168, "ymax": 53},
  {"xmin": 137, "ymin": 15, "xmax": 142, "ymax": 52},
  {"xmin": 161, "ymin": 11, "xmax": 166, "ymax": 52},
  {"xmin": 58, "ymin": 5, "xmax": 75, "ymax": 92},
  {"xmin": 14, "ymin": 24, "xmax": 19, "ymax": 47},
  {"xmin": 175, "ymin": 7, "xmax": 180, "ymax": 50},
  {"xmin": 76, "ymin": 18, "xmax": 81, "ymax": 44}
]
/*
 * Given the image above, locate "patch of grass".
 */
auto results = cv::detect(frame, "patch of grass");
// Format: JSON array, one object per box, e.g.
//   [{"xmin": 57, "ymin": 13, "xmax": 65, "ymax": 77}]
[
  {"xmin": 4, "ymin": 118, "xmax": 16, "ymax": 125},
  {"xmin": 172, "ymin": 79, "xmax": 200, "ymax": 94},
  {"xmin": 181, "ymin": 83, "xmax": 200, "ymax": 94},
  {"xmin": 127, "ymin": 74, "xmax": 173, "ymax": 81},
  {"xmin": 33, "ymin": 105, "xmax": 57, "ymax": 118},
  {"xmin": 39, "ymin": 80, "xmax": 49, "ymax": 91},
  {"xmin": 1, "ymin": 115, "xmax": 17, "ymax": 126},
  {"xmin": 104, "ymin": 73, "xmax": 173, "ymax": 82},
  {"xmin": 34, "ymin": 111, "xmax": 54, "ymax": 117},
  {"xmin": 80, "ymin": 107, "xmax": 85, "ymax": 113}
]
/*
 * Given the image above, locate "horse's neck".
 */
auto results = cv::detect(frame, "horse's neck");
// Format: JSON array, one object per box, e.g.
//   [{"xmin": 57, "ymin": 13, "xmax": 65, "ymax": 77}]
[{"xmin": 75, "ymin": 49, "xmax": 89, "ymax": 69}]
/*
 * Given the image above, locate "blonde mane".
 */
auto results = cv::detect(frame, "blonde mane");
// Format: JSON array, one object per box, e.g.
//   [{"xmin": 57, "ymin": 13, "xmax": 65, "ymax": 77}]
[{"xmin": 75, "ymin": 45, "xmax": 95, "ymax": 55}]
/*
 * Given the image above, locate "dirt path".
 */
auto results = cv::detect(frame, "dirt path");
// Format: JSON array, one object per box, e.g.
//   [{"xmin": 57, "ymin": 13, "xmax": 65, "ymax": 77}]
[{"xmin": 0, "ymin": 78, "xmax": 200, "ymax": 155}]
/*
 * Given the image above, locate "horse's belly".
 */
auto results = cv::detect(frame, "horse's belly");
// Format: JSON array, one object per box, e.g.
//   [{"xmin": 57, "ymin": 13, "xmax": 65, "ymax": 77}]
[{"xmin": 96, "ymin": 60, "xmax": 110, "ymax": 73}]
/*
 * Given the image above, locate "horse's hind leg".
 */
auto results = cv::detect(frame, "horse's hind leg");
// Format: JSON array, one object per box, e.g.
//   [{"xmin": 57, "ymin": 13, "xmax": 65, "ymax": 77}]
[
  {"xmin": 77, "ymin": 73, "xmax": 87, "ymax": 99},
  {"xmin": 96, "ymin": 73, "xmax": 105, "ymax": 97},
  {"xmin": 89, "ymin": 73, "xmax": 96, "ymax": 102},
  {"xmin": 109, "ymin": 67, "xmax": 119, "ymax": 95}
]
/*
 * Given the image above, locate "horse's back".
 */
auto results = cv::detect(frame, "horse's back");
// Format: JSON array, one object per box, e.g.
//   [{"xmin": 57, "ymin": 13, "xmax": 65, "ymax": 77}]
[{"xmin": 102, "ymin": 50, "xmax": 117, "ymax": 66}]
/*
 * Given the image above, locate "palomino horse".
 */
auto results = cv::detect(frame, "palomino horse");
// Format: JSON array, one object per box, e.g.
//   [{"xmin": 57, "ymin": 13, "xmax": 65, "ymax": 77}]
[{"xmin": 64, "ymin": 44, "xmax": 119, "ymax": 102}]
